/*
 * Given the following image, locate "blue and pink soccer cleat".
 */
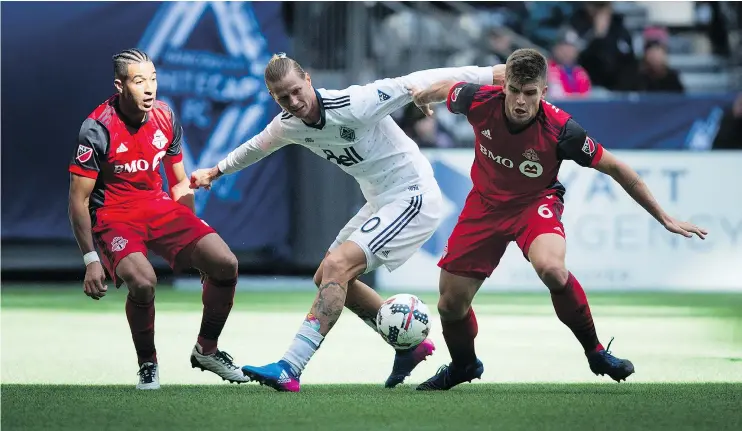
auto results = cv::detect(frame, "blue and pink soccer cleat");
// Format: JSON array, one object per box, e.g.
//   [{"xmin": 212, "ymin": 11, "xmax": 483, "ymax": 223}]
[
  {"xmin": 241, "ymin": 360, "xmax": 301, "ymax": 392},
  {"xmin": 385, "ymin": 338, "xmax": 436, "ymax": 388}
]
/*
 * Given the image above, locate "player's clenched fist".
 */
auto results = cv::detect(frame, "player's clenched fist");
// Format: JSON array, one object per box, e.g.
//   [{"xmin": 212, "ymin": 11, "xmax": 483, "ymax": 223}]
[
  {"xmin": 84, "ymin": 261, "xmax": 107, "ymax": 300},
  {"xmin": 190, "ymin": 167, "xmax": 221, "ymax": 190}
]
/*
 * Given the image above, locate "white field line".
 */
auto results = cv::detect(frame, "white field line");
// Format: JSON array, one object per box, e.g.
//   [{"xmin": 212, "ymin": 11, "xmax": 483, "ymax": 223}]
[{"xmin": 2, "ymin": 309, "xmax": 740, "ymax": 385}]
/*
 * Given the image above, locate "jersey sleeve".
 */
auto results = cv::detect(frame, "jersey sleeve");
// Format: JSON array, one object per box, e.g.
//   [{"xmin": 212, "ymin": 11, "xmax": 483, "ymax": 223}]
[
  {"xmin": 346, "ymin": 66, "xmax": 495, "ymax": 125},
  {"xmin": 556, "ymin": 118, "xmax": 604, "ymax": 167},
  {"xmin": 446, "ymin": 82, "xmax": 482, "ymax": 116},
  {"xmin": 165, "ymin": 106, "xmax": 183, "ymax": 163},
  {"xmin": 69, "ymin": 118, "xmax": 108, "ymax": 179},
  {"xmin": 217, "ymin": 115, "xmax": 291, "ymax": 175}
]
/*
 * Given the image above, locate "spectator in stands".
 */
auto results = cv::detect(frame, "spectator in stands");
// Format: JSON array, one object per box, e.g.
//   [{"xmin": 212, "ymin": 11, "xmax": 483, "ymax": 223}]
[
  {"xmin": 712, "ymin": 93, "xmax": 742, "ymax": 150},
  {"xmin": 447, "ymin": 27, "xmax": 513, "ymax": 68},
  {"xmin": 572, "ymin": 2, "xmax": 636, "ymax": 91},
  {"xmin": 522, "ymin": 2, "xmax": 577, "ymax": 48},
  {"xmin": 547, "ymin": 27, "xmax": 591, "ymax": 99},
  {"xmin": 621, "ymin": 27, "xmax": 685, "ymax": 93}
]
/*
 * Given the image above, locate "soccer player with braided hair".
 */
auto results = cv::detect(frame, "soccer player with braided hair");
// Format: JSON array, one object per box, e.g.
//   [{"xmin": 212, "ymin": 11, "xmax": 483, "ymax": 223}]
[{"xmin": 68, "ymin": 48, "xmax": 250, "ymax": 389}]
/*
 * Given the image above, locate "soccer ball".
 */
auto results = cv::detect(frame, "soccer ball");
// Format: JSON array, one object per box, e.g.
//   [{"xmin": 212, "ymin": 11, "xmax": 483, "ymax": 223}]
[{"xmin": 376, "ymin": 294, "xmax": 431, "ymax": 350}]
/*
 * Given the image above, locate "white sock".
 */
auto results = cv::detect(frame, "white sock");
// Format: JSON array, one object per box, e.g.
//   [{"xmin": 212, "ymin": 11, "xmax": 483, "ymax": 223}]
[{"xmin": 281, "ymin": 314, "xmax": 324, "ymax": 376}]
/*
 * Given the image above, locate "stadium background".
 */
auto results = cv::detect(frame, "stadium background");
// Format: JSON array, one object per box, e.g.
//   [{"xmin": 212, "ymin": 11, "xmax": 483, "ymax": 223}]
[{"xmin": 2, "ymin": 2, "xmax": 741, "ymax": 429}]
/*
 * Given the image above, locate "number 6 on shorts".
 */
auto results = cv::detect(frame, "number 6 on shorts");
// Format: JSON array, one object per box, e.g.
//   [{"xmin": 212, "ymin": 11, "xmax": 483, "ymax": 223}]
[{"xmin": 538, "ymin": 204, "xmax": 553, "ymax": 219}]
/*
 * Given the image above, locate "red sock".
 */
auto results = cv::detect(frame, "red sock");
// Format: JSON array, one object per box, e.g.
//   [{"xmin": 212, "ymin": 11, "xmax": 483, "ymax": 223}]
[
  {"xmin": 550, "ymin": 273, "xmax": 603, "ymax": 353},
  {"xmin": 198, "ymin": 277, "xmax": 236, "ymax": 355},
  {"xmin": 441, "ymin": 308, "xmax": 478, "ymax": 367},
  {"xmin": 125, "ymin": 295, "xmax": 157, "ymax": 365}
]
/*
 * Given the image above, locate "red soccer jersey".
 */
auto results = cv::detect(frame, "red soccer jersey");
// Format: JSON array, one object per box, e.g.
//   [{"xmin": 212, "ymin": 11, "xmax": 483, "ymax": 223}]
[
  {"xmin": 447, "ymin": 83, "xmax": 604, "ymax": 208},
  {"xmin": 69, "ymin": 94, "xmax": 183, "ymax": 223}
]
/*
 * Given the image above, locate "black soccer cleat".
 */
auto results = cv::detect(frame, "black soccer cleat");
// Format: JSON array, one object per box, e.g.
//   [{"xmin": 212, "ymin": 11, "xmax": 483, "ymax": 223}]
[
  {"xmin": 416, "ymin": 359, "xmax": 484, "ymax": 391},
  {"xmin": 586, "ymin": 337, "xmax": 635, "ymax": 382}
]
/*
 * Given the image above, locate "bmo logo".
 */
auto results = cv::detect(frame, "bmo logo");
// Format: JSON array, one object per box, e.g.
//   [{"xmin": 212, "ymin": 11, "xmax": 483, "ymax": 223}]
[
  {"xmin": 479, "ymin": 144, "xmax": 513, "ymax": 168},
  {"xmin": 114, "ymin": 151, "xmax": 167, "ymax": 173},
  {"xmin": 519, "ymin": 160, "xmax": 544, "ymax": 178}
]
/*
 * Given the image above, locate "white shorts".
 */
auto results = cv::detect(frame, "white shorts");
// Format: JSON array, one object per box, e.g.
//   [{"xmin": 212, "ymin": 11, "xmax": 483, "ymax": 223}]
[{"xmin": 330, "ymin": 188, "xmax": 443, "ymax": 273}]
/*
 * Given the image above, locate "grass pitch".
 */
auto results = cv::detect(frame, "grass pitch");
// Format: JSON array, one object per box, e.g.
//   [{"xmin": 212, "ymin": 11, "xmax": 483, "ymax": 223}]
[
  {"xmin": 2, "ymin": 383, "xmax": 741, "ymax": 430},
  {"xmin": 2, "ymin": 285, "xmax": 741, "ymax": 430}
]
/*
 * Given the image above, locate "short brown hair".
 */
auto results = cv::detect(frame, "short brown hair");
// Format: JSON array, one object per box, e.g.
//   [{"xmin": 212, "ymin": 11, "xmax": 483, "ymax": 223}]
[
  {"xmin": 505, "ymin": 48, "xmax": 548, "ymax": 86},
  {"xmin": 264, "ymin": 53, "xmax": 307, "ymax": 83}
]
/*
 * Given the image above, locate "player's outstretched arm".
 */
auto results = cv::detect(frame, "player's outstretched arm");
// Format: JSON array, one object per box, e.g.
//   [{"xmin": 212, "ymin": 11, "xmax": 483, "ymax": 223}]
[
  {"xmin": 593, "ymin": 149, "xmax": 708, "ymax": 239},
  {"xmin": 190, "ymin": 117, "xmax": 289, "ymax": 190},
  {"xmin": 348, "ymin": 65, "xmax": 500, "ymax": 125},
  {"xmin": 410, "ymin": 80, "xmax": 459, "ymax": 116},
  {"xmin": 69, "ymin": 174, "xmax": 108, "ymax": 299}
]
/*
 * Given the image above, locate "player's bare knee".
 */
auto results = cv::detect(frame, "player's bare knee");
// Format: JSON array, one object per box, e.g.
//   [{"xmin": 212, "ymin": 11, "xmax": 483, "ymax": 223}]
[
  {"xmin": 126, "ymin": 273, "xmax": 157, "ymax": 302},
  {"xmin": 321, "ymin": 252, "xmax": 351, "ymax": 284},
  {"xmin": 437, "ymin": 293, "xmax": 470, "ymax": 321},
  {"xmin": 220, "ymin": 251, "xmax": 239, "ymax": 279},
  {"xmin": 205, "ymin": 251, "xmax": 238, "ymax": 281},
  {"xmin": 313, "ymin": 263, "xmax": 324, "ymax": 288},
  {"xmin": 535, "ymin": 262, "xmax": 569, "ymax": 291}
]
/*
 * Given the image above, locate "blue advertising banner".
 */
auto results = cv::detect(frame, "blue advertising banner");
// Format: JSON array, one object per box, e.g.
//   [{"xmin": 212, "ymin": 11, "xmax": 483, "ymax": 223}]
[
  {"xmin": 557, "ymin": 94, "xmax": 737, "ymax": 150},
  {"xmin": 1, "ymin": 2, "xmax": 291, "ymax": 256}
]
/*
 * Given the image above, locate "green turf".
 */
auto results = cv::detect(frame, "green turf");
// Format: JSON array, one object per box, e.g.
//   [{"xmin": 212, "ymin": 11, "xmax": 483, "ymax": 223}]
[
  {"xmin": 2, "ymin": 384, "xmax": 740, "ymax": 431},
  {"xmin": 3, "ymin": 285, "xmax": 742, "ymax": 318}
]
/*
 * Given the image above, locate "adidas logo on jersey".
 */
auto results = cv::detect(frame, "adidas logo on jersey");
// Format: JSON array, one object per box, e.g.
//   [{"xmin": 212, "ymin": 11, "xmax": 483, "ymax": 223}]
[
  {"xmin": 377, "ymin": 89, "xmax": 391, "ymax": 102},
  {"xmin": 116, "ymin": 143, "xmax": 128, "ymax": 153},
  {"xmin": 481, "ymin": 129, "xmax": 492, "ymax": 140}
]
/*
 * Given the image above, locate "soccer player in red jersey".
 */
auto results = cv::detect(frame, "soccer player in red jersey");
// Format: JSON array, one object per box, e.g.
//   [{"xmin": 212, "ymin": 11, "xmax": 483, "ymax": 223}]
[
  {"xmin": 68, "ymin": 49, "xmax": 250, "ymax": 389},
  {"xmin": 410, "ymin": 49, "xmax": 708, "ymax": 390}
]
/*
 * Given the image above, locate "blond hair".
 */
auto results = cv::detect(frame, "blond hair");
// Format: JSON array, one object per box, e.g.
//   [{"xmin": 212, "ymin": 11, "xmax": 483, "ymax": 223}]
[{"xmin": 264, "ymin": 53, "xmax": 306, "ymax": 83}]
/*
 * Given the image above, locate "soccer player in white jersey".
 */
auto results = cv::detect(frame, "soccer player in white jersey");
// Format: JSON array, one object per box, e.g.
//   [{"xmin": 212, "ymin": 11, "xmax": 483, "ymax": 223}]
[{"xmin": 190, "ymin": 54, "xmax": 505, "ymax": 392}]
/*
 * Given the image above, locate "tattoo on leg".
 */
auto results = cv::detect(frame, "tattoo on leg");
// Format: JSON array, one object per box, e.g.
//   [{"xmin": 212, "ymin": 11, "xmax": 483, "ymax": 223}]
[
  {"xmin": 313, "ymin": 282, "xmax": 347, "ymax": 333},
  {"xmin": 346, "ymin": 302, "xmax": 378, "ymax": 330},
  {"xmin": 346, "ymin": 302, "xmax": 376, "ymax": 320}
]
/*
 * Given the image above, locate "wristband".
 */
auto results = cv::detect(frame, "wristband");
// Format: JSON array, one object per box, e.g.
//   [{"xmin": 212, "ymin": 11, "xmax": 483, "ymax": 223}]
[{"xmin": 83, "ymin": 251, "xmax": 100, "ymax": 266}]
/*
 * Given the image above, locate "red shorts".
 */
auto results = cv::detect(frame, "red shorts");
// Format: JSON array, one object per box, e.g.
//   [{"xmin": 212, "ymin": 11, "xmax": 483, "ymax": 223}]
[
  {"xmin": 92, "ymin": 198, "xmax": 215, "ymax": 287},
  {"xmin": 438, "ymin": 190, "xmax": 566, "ymax": 280}
]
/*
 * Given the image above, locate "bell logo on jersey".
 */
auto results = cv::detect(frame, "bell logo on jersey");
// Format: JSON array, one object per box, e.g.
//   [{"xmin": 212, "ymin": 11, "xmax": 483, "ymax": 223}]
[
  {"xmin": 323, "ymin": 147, "xmax": 364, "ymax": 167},
  {"xmin": 151, "ymin": 129, "xmax": 168, "ymax": 150},
  {"xmin": 113, "ymin": 150, "xmax": 168, "ymax": 173},
  {"xmin": 582, "ymin": 136, "xmax": 596, "ymax": 156},
  {"xmin": 479, "ymin": 144, "xmax": 513, "ymax": 168},
  {"xmin": 519, "ymin": 160, "xmax": 543, "ymax": 178}
]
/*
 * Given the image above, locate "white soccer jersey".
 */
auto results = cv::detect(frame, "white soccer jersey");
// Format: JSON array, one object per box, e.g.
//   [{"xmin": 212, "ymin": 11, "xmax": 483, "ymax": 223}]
[{"xmin": 218, "ymin": 66, "xmax": 495, "ymax": 206}]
